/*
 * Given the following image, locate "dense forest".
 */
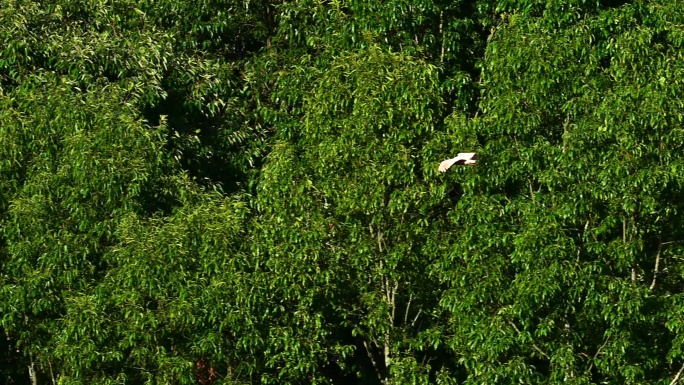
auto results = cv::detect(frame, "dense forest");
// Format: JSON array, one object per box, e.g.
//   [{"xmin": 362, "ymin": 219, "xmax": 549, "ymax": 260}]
[{"xmin": 2, "ymin": 0, "xmax": 684, "ymax": 384}]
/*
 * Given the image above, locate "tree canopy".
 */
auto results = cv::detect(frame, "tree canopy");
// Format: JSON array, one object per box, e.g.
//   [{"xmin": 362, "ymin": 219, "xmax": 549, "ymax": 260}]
[{"xmin": 3, "ymin": 0, "xmax": 684, "ymax": 384}]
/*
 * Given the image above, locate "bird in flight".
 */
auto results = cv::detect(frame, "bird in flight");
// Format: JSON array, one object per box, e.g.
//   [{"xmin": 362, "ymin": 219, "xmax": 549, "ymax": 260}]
[{"xmin": 438, "ymin": 153, "xmax": 478, "ymax": 172}]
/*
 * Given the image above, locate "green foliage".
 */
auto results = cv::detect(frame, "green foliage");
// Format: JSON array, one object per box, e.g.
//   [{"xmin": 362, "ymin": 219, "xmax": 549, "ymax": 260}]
[
  {"xmin": 0, "ymin": 77, "xmax": 178, "ymax": 382},
  {"xmin": 434, "ymin": 1, "xmax": 684, "ymax": 383},
  {"xmin": 255, "ymin": 46, "xmax": 453, "ymax": 383},
  {"xmin": 3, "ymin": 0, "xmax": 684, "ymax": 384},
  {"xmin": 55, "ymin": 193, "xmax": 250, "ymax": 384}
]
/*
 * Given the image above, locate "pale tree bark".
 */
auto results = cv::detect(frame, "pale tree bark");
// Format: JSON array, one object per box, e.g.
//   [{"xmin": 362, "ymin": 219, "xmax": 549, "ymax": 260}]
[
  {"xmin": 623, "ymin": 217, "xmax": 637, "ymax": 282},
  {"xmin": 382, "ymin": 277, "xmax": 398, "ymax": 384},
  {"xmin": 28, "ymin": 354, "xmax": 38, "ymax": 385},
  {"xmin": 671, "ymin": 362, "xmax": 684, "ymax": 385},
  {"xmin": 650, "ymin": 237, "xmax": 663, "ymax": 290},
  {"xmin": 439, "ymin": 11, "xmax": 445, "ymax": 63},
  {"xmin": 368, "ymin": 225, "xmax": 396, "ymax": 385},
  {"xmin": 24, "ymin": 314, "xmax": 39, "ymax": 385},
  {"xmin": 48, "ymin": 359, "xmax": 57, "ymax": 385}
]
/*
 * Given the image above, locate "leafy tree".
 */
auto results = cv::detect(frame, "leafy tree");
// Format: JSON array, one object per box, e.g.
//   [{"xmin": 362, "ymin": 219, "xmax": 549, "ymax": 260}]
[
  {"xmin": 254, "ymin": 46, "xmax": 461, "ymax": 384},
  {"xmin": 53, "ymin": 191, "xmax": 251, "ymax": 384},
  {"xmin": 0, "ymin": 77, "xmax": 181, "ymax": 384},
  {"xmin": 3, "ymin": 0, "xmax": 684, "ymax": 384},
  {"xmin": 434, "ymin": 1, "xmax": 684, "ymax": 383}
]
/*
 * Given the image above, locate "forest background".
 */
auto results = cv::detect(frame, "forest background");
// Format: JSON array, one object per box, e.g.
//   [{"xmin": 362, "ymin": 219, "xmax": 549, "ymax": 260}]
[{"xmin": 2, "ymin": 0, "xmax": 684, "ymax": 384}]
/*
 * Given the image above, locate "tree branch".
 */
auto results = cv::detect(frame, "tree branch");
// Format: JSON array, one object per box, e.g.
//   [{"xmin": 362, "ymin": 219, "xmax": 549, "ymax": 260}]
[
  {"xmin": 404, "ymin": 292, "xmax": 412, "ymax": 325},
  {"xmin": 528, "ymin": 178, "xmax": 536, "ymax": 204},
  {"xmin": 28, "ymin": 353, "xmax": 37, "ymax": 385},
  {"xmin": 412, "ymin": 309, "xmax": 422, "ymax": 327},
  {"xmin": 577, "ymin": 219, "xmax": 589, "ymax": 263},
  {"xmin": 509, "ymin": 321, "xmax": 550, "ymax": 360},
  {"xmin": 562, "ymin": 114, "xmax": 570, "ymax": 153},
  {"xmin": 48, "ymin": 359, "xmax": 56, "ymax": 385},
  {"xmin": 650, "ymin": 237, "xmax": 663, "ymax": 290},
  {"xmin": 670, "ymin": 362, "xmax": 684, "ymax": 385},
  {"xmin": 586, "ymin": 335, "xmax": 610, "ymax": 375},
  {"xmin": 623, "ymin": 217, "xmax": 637, "ymax": 282},
  {"xmin": 439, "ymin": 11, "xmax": 445, "ymax": 63},
  {"xmin": 363, "ymin": 341, "xmax": 384, "ymax": 384}
]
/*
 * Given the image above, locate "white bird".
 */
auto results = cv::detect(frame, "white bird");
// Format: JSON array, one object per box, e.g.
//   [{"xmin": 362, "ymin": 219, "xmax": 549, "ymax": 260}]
[{"xmin": 438, "ymin": 153, "xmax": 478, "ymax": 172}]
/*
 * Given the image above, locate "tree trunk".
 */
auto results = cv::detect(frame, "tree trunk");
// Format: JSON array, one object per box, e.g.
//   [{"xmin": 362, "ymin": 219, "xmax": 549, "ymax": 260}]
[{"xmin": 28, "ymin": 357, "xmax": 38, "ymax": 385}]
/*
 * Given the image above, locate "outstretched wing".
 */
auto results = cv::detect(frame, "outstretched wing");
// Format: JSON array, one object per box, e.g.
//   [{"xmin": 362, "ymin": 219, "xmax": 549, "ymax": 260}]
[
  {"xmin": 438, "ymin": 153, "xmax": 478, "ymax": 172},
  {"xmin": 438, "ymin": 157, "xmax": 460, "ymax": 172}
]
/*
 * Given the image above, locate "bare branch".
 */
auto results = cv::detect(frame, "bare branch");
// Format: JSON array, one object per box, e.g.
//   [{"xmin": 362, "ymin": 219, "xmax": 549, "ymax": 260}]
[
  {"xmin": 48, "ymin": 359, "xmax": 56, "ymax": 385},
  {"xmin": 670, "ymin": 362, "xmax": 684, "ymax": 385},
  {"xmin": 412, "ymin": 309, "xmax": 422, "ymax": 327},
  {"xmin": 383, "ymin": 334, "xmax": 391, "ymax": 377},
  {"xmin": 363, "ymin": 341, "xmax": 384, "ymax": 384},
  {"xmin": 377, "ymin": 231, "xmax": 383, "ymax": 253},
  {"xmin": 562, "ymin": 114, "xmax": 570, "ymax": 153},
  {"xmin": 28, "ymin": 353, "xmax": 37, "ymax": 385},
  {"xmin": 404, "ymin": 293, "xmax": 413, "ymax": 325},
  {"xmin": 577, "ymin": 219, "xmax": 589, "ymax": 263},
  {"xmin": 650, "ymin": 237, "xmax": 663, "ymax": 291},
  {"xmin": 388, "ymin": 281, "xmax": 398, "ymax": 324},
  {"xmin": 439, "ymin": 11, "xmax": 445, "ymax": 63},
  {"xmin": 623, "ymin": 218, "xmax": 637, "ymax": 282},
  {"xmin": 586, "ymin": 335, "xmax": 610, "ymax": 374},
  {"xmin": 528, "ymin": 178, "xmax": 536, "ymax": 204}
]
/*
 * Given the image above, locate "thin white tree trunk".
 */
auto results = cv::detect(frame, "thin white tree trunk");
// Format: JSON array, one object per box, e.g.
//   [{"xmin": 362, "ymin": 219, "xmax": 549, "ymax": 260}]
[{"xmin": 28, "ymin": 355, "xmax": 38, "ymax": 385}]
